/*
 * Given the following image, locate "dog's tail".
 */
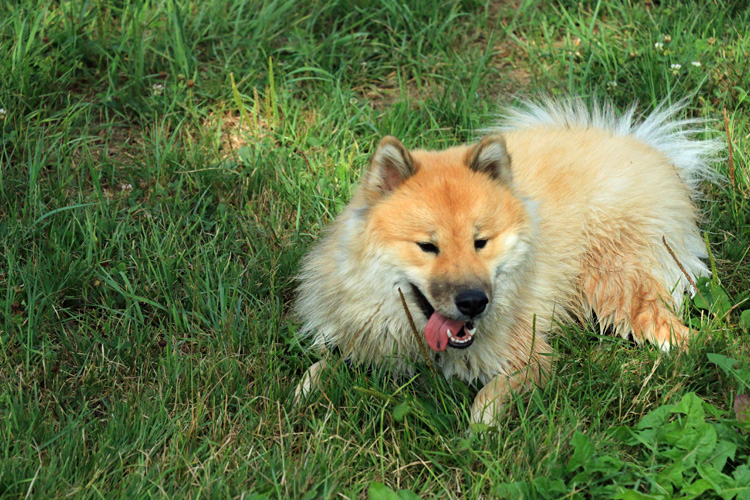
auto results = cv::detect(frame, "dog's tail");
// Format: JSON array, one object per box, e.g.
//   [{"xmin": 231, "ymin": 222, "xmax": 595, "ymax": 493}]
[
  {"xmin": 492, "ymin": 97, "xmax": 724, "ymax": 197},
  {"xmin": 493, "ymin": 97, "xmax": 723, "ymax": 307}
]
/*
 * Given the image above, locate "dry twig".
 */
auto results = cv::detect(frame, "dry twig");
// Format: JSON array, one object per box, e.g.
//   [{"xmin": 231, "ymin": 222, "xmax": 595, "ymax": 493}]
[
  {"xmin": 662, "ymin": 236, "xmax": 711, "ymax": 314},
  {"xmin": 398, "ymin": 287, "xmax": 435, "ymax": 372}
]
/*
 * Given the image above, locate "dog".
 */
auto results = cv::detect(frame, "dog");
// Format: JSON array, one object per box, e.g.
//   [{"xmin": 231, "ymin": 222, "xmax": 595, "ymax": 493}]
[{"xmin": 294, "ymin": 98, "xmax": 719, "ymax": 424}]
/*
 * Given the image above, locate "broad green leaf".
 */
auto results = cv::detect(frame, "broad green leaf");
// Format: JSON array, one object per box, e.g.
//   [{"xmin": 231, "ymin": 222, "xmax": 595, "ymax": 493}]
[
  {"xmin": 693, "ymin": 278, "xmax": 732, "ymax": 315},
  {"xmin": 693, "ymin": 277, "xmax": 714, "ymax": 310},
  {"xmin": 301, "ymin": 491, "xmax": 318, "ymax": 500},
  {"xmin": 580, "ymin": 454, "xmax": 625, "ymax": 475},
  {"xmin": 709, "ymin": 440, "xmax": 737, "ymax": 472},
  {"xmin": 708, "ymin": 354, "xmax": 750, "ymax": 391},
  {"xmin": 469, "ymin": 422, "xmax": 492, "ymax": 433},
  {"xmin": 637, "ymin": 403, "xmax": 674, "ymax": 430},
  {"xmin": 397, "ymin": 490, "xmax": 423, "ymax": 500},
  {"xmin": 568, "ymin": 431, "xmax": 595, "ymax": 472},
  {"xmin": 456, "ymin": 436, "xmax": 475, "ymax": 452},
  {"xmin": 740, "ymin": 309, "xmax": 750, "ymax": 333},
  {"xmin": 671, "ymin": 392, "xmax": 705, "ymax": 427},
  {"xmin": 656, "ymin": 460, "xmax": 685, "ymax": 489},
  {"xmin": 671, "ymin": 424, "xmax": 716, "ymax": 462},
  {"xmin": 711, "ymin": 285, "xmax": 732, "ymax": 316},
  {"xmin": 696, "ymin": 463, "xmax": 734, "ymax": 493},
  {"xmin": 614, "ymin": 490, "xmax": 665, "ymax": 500},
  {"xmin": 608, "ymin": 425, "xmax": 634, "ymax": 442},
  {"xmin": 393, "ymin": 400, "xmax": 411, "ymax": 422},
  {"xmin": 495, "ymin": 482, "xmax": 529, "ymax": 499},
  {"xmin": 534, "ymin": 477, "xmax": 568, "ymax": 496},
  {"xmin": 368, "ymin": 482, "xmax": 402, "ymax": 500},
  {"xmin": 682, "ymin": 479, "xmax": 713, "ymax": 498},
  {"xmin": 731, "ymin": 465, "xmax": 750, "ymax": 500}
]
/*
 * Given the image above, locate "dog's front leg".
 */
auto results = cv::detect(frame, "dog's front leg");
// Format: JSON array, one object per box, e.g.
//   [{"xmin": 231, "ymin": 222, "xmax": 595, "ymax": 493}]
[
  {"xmin": 471, "ymin": 351, "xmax": 550, "ymax": 425},
  {"xmin": 471, "ymin": 372, "xmax": 528, "ymax": 424},
  {"xmin": 293, "ymin": 359, "xmax": 327, "ymax": 404}
]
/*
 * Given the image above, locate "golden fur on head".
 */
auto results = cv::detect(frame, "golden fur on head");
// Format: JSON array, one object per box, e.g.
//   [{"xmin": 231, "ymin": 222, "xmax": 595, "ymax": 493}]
[{"xmin": 295, "ymin": 98, "xmax": 720, "ymax": 424}]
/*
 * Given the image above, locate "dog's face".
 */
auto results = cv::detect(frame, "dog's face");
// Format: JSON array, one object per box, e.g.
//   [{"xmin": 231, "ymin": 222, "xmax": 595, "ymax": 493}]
[{"xmin": 360, "ymin": 136, "xmax": 532, "ymax": 351}]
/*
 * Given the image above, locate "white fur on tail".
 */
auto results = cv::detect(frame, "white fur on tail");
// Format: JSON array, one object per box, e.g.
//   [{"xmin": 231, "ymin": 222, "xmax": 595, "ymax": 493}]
[{"xmin": 493, "ymin": 97, "xmax": 723, "ymax": 197}]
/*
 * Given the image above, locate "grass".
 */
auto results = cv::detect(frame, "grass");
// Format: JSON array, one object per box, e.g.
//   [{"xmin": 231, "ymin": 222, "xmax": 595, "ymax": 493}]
[{"xmin": 1, "ymin": 0, "xmax": 749, "ymax": 498}]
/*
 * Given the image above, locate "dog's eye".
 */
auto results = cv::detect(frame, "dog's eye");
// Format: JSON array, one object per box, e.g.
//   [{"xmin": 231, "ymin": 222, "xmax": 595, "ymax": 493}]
[
  {"xmin": 474, "ymin": 239, "xmax": 488, "ymax": 250},
  {"xmin": 417, "ymin": 242, "xmax": 439, "ymax": 254}
]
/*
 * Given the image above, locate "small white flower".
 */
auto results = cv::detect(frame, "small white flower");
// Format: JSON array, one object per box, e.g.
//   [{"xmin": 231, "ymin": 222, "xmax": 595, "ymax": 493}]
[
  {"xmin": 152, "ymin": 83, "xmax": 164, "ymax": 96},
  {"xmin": 691, "ymin": 61, "xmax": 701, "ymax": 67},
  {"xmin": 607, "ymin": 81, "xmax": 618, "ymax": 88},
  {"xmin": 671, "ymin": 63, "xmax": 682, "ymax": 70},
  {"xmin": 0, "ymin": 108, "xmax": 6, "ymax": 120},
  {"xmin": 654, "ymin": 42, "xmax": 664, "ymax": 49},
  {"xmin": 121, "ymin": 183, "xmax": 133, "ymax": 191}
]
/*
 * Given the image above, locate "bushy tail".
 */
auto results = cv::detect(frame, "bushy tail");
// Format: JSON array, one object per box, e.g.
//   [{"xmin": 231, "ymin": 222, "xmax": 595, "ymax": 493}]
[{"xmin": 493, "ymin": 97, "xmax": 724, "ymax": 197}]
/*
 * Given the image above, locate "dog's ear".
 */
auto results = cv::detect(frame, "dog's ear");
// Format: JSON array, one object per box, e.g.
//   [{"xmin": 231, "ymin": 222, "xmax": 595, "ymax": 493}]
[
  {"xmin": 363, "ymin": 136, "xmax": 416, "ymax": 198},
  {"xmin": 467, "ymin": 134, "xmax": 512, "ymax": 186}
]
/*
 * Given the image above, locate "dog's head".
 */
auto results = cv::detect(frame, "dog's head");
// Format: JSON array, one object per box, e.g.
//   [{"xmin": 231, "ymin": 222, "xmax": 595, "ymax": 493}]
[{"xmin": 359, "ymin": 135, "xmax": 534, "ymax": 351}]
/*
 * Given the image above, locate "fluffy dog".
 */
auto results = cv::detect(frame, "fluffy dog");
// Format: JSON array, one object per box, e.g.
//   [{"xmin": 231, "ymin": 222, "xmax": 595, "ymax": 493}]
[{"xmin": 294, "ymin": 99, "xmax": 719, "ymax": 424}]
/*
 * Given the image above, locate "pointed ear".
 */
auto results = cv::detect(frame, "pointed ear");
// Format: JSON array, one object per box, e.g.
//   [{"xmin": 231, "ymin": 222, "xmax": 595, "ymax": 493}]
[
  {"xmin": 467, "ymin": 134, "xmax": 512, "ymax": 186},
  {"xmin": 363, "ymin": 136, "xmax": 416, "ymax": 199}
]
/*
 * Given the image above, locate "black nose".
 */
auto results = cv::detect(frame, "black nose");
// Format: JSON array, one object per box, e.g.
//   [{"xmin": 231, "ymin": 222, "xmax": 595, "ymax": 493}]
[{"xmin": 455, "ymin": 289, "xmax": 488, "ymax": 317}]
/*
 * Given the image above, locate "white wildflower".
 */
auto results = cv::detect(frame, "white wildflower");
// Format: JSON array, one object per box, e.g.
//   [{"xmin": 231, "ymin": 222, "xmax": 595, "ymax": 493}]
[
  {"xmin": 671, "ymin": 63, "xmax": 682, "ymax": 70},
  {"xmin": 0, "ymin": 108, "xmax": 6, "ymax": 119},
  {"xmin": 691, "ymin": 61, "xmax": 701, "ymax": 67},
  {"xmin": 654, "ymin": 42, "xmax": 664, "ymax": 49},
  {"xmin": 607, "ymin": 81, "xmax": 618, "ymax": 88},
  {"xmin": 152, "ymin": 83, "xmax": 164, "ymax": 96},
  {"xmin": 121, "ymin": 183, "xmax": 133, "ymax": 191}
]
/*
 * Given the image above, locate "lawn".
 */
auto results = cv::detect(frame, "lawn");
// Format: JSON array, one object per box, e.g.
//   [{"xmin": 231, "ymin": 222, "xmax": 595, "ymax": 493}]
[{"xmin": 1, "ymin": 0, "xmax": 749, "ymax": 498}]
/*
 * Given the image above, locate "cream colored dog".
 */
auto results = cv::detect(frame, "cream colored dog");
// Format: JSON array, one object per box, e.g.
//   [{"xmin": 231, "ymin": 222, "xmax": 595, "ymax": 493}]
[{"xmin": 295, "ymin": 99, "xmax": 718, "ymax": 424}]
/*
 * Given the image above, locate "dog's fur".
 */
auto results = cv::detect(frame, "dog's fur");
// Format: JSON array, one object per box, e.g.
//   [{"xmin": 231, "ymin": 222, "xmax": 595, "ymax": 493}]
[{"xmin": 295, "ymin": 98, "xmax": 720, "ymax": 424}]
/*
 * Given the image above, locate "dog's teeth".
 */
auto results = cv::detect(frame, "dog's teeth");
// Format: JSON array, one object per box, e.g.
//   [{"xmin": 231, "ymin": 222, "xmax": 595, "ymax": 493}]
[
  {"xmin": 467, "ymin": 327, "xmax": 476, "ymax": 336},
  {"xmin": 447, "ymin": 329, "xmax": 453, "ymax": 339}
]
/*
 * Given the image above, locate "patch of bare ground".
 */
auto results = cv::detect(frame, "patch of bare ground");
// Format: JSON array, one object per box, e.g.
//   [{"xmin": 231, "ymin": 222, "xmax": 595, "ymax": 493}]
[
  {"xmin": 474, "ymin": 1, "xmax": 540, "ymax": 98},
  {"xmin": 204, "ymin": 95, "xmax": 319, "ymax": 156},
  {"xmin": 488, "ymin": 0, "xmax": 523, "ymax": 18},
  {"xmin": 201, "ymin": 102, "xmax": 322, "ymax": 252},
  {"xmin": 86, "ymin": 126, "xmax": 145, "ymax": 201},
  {"xmin": 491, "ymin": 43, "xmax": 533, "ymax": 96},
  {"xmin": 357, "ymin": 3, "xmax": 535, "ymax": 110},
  {"xmin": 92, "ymin": 126, "xmax": 140, "ymax": 171},
  {"xmin": 204, "ymin": 109, "xmax": 275, "ymax": 161},
  {"xmin": 358, "ymin": 74, "xmax": 445, "ymax": 111}
]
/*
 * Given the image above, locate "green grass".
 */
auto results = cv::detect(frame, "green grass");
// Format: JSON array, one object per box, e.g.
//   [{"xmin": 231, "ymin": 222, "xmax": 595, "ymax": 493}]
[{"xmin": 1, "ymin": 0, "xmax": 749, "ymax": 498}]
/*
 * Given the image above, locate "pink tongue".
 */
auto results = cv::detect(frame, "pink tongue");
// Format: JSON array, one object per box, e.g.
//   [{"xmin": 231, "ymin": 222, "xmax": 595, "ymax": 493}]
[{"xmin": 424, "ymin": 312, "xmax": 466, "ymax": 352}]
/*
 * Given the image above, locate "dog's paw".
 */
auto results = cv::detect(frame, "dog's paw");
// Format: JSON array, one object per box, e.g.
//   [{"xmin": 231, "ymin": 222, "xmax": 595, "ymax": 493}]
[
  {"xmin": 293, "ymin": 360, "xmax": 326, "ymax": 405},
  {"xmin": 639, "ymin": 318, "xmax": 692, "ymax": 352},
  {"xmin": 470, "ymin": 376, "xmax": 512, "ymax": 425},
  {"xmin": 657, "ymin": 322, "xmax": 692, "ymax": 352}
]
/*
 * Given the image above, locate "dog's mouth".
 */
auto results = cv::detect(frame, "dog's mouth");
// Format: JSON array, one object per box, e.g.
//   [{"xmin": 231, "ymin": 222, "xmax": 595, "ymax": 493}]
[{"xmin": 409, "ymin": 284, "xmax": 475, "ymax": 351}]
